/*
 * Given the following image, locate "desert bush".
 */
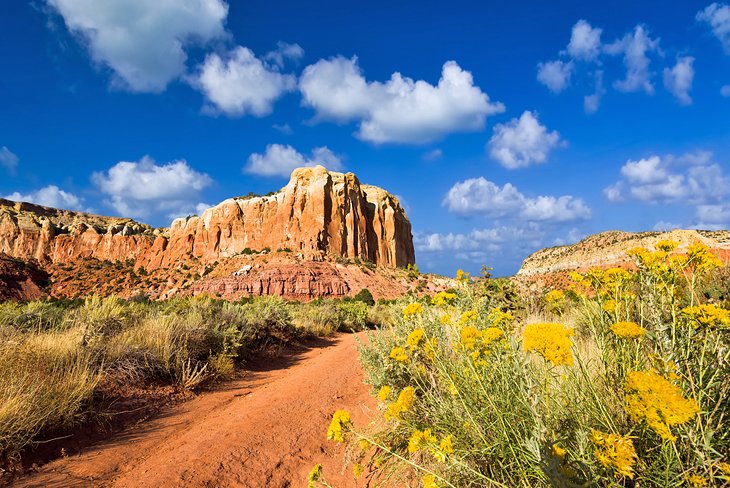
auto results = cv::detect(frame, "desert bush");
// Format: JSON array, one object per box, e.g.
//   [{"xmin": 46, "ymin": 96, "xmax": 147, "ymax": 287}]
[
  {"xmin": 354, "ymin": 288, "xmax": 375, "ymax": 306},
  {"xmin": 324, "ymin": 242, "xmax": 730, "ymax": 487}
]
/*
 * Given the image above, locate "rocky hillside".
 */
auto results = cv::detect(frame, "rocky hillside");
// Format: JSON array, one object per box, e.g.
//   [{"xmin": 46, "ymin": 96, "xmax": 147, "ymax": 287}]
[
  {"xmin": 0, "ymin": 166, "xmax": 424, "ymax": 300},
  {"xmin": 518, "ymin": 229, "xmax": 730, "ymax": 279}
]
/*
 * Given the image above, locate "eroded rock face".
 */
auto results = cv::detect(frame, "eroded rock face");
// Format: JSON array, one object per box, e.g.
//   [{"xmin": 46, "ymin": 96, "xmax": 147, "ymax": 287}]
[{"xmin": 0, "ymin": 166, "xmax": 415, "ymax": 271}]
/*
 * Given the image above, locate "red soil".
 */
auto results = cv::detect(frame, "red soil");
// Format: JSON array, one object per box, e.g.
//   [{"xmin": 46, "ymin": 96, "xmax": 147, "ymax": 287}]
[{"xmin": 14, "ymin": 334, "xmax": 376, "ymax": 488}]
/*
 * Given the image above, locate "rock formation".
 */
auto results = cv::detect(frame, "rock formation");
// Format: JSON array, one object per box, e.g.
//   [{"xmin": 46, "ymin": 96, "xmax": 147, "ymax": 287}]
[
  {"xmin": 0, "ymin": 166, "xmax": 415, "ymax": 270},
  {"xmin": 518, "ymin": 229, "xmax": 730, "ymax": 278}
]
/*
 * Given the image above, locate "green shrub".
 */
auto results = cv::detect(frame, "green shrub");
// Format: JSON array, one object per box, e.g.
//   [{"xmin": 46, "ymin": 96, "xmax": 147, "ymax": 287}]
[{"xmin": 353, "ymin": 288, "xmax": 375, "ymax": 306}]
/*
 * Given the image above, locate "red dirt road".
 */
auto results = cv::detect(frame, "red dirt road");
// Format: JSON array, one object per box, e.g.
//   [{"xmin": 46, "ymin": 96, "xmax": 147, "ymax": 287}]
[{"xmin": 15, "ymin": 334, "xmax": 376, "ymax": 488}]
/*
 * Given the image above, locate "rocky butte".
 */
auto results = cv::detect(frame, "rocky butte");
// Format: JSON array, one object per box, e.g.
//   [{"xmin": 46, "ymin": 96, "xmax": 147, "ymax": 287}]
[{"xmin": 0, "ymin": 166, "xmax": 422, "ymax": 300}]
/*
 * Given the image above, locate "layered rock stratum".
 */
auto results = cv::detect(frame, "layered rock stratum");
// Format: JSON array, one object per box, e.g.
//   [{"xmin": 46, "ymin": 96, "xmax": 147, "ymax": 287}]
[{"xmin": 0, "ymin": 166, "xmax": 424, "ymax": 300}]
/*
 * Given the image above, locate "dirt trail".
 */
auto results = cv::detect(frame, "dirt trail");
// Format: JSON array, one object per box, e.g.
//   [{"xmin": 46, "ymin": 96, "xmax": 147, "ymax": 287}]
[{"xmin": 16, "ymin": 334, "xmax": 376, "ymax": 488}]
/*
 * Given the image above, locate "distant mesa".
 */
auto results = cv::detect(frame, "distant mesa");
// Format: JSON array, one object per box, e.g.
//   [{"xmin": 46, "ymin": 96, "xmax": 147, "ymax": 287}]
[{"xmin": 0, "ymin": 166, "xmax": 421, "ymax": 300}]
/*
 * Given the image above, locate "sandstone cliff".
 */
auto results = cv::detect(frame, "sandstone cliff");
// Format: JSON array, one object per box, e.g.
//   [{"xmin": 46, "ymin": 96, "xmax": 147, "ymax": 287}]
[
  {"xmin": 0, "ymin": 166, "xmax": 415, "ymax": 270},
  {"xmin": 518, "ymin": 229, "xmax": 730, "ymax": 278}
]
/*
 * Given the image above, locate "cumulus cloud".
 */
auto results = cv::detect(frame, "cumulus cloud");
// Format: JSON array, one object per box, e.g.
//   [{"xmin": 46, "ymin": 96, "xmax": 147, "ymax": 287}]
[
  {"xmin": 4, "ymin": 185, "xmax": 85, "ymax": 211},
  {"xmin": 604, "ymin": 25, "xmax": 661, "ymax": 94},
  {"xmin": 415, "ymin": 225, "xmax": 542, "ymax": 253},
  {"xmin": 0, "ymin": 146, "xmax": 19, "ymax": 172},
  {"xmin": 264, "ymin": 41, "xmax": 304, "ymax": 68},
  {"xmin": 443, "ymin": 177, "xmax": 591, "ymax": 223},
  {"xmin": 604, "ymin": 151, "xmax": 730, "ymax": 206},
  {"xmin": 92, "ymin": 156, "xmax": 213, "ymax": 220},
  {"xmin": 536, "ymin": 60, "xmax": 573, "ymax": 93},
  {"xmin": 697, "ymin": 2, "xmax": 730, "ymax": 54},
  {"xmin": 47, "ymin": 0, "xmax": 228, "ymax": 92},
  {"xmin": 299, "ymin": 56, "xmax": 505, "ymax": 144},
  {"xmin": 245, "ymin": 144, "xmax": 342, "ymax": 177},
  {"xmin": 193, "ymin": 46, "xmax": 296, "ymax": 117},
  {"xmin": 488, "ymin": 111, "xmax": 564, "ymax": 169},
  {"xmin": 663, "ymin": 56, "xmax": 695, "ymax": 105},
  {"xmin": 567, "ymin": 19, "xmax": 603, "ymax": 61}
]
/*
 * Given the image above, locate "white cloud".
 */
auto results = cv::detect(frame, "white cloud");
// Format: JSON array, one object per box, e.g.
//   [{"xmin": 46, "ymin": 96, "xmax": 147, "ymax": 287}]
[
  {"xmin": 4, "ymin": 185, "xmax": 85, "ymax": 211},
  {"xmin": 415, "ymin": 225, "xmax": 543, "ymax": 253},
  {"xmin": 47, "ymin": 0, "xmax": 228, "ymax": 92},
  {"xmin": 663, "ymin": 56, "xmax": 695, "ymax": 105},
  {"xmin": 567, "ymin": 20, "xmax": 603, "ymax": 61},
  {"xmin": 92, "ymin": 156, "xmax": 213, "ymax": 220},
  {"xmin": 721, "ymin": 85, "xmax": 730, "ymax": 97},
  {"xmin": 536, "ymin": 60, "xmax": 573, "ymax": 93},
  {"xmin": 604, "ymin": 25, "xmax": 661, "ymax": 94},
  {"xmin": 0, "ymin": 146, "xmax": 19, "ymax": 172},
  {"xmin": 488, "ymin": 111, "xmax": 564, "ymax": 169},
  {"xmin": 245, "ymin": 144, "xmax": 343, "ymax": 177},
  {"xmin": 584, "ymin": 70, "xmax": 605, "ymax": 113},
  {"xmin": 264, "ymin": 41, "xmax": 304, "ymax": 68},
  {"xmin": 604, "ymin": 151, "xmax": 730, "ymax": 205},
  {"xmin": 697, "ymin": 3, "xmax": 730, "ymax": 54},
  {"xmin": 273, "ymin": 123, "xmax": 294, "ymax": 134},
  {"xmin": 423, "ymin": 149, "xmax": 443, "ymax": 162},
  {"xmin": 443, "ymin": 177, "xmax": 590, "ymax": 223},
  {"xmin": 193, "ymin": 46, "xmax": 296, "ymax": 117},
  {"xmin": 299, "ymin": 56, "xmax": 505, "ymax": 144}
]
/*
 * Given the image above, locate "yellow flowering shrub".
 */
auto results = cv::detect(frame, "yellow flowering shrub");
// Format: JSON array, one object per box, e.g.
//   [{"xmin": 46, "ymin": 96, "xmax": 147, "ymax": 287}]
[
  {"xmin": 408, "ymin": 428, "xmax": 437, "ymax": 452},
  {"xmin": 686, "ymin": 474, "xmax": 708, "ymax": 487},
  {"xmin": 458, "ymin": 310, "xmax": 477, "ymax": 325},
  {"xmin": 307, "ymin": 463, "xmax": 323, "ymax": 487},
  {"xmin": 422, "ymin": 474, "xmax": 439, "ymax": 488},
  {"xmin": 686, "ymin": 242, "xmax": 722, "ymax": 273},
  {"xmin": 625, "ymin": 370, "xmax": 699, "ymax": 441},
  {"xmin": 384, "ymin": 386, "xmax": 415, "ymax": 421},
  {"xmin": 326, "ymin": 410, "xmax": 351, "ymax": 443},
  {"xmin": 611, "ymin": 321, "xmax": 646, "ymax": 339},
  {"xmin": 545, "ymin": 289, "xmax": 565, "ymax": 305},
  {"xmin": 403, "ymin": 302, "xmax": 424, "ymax": 318},
  {"xmin": 488, "ymin": 308, "xmax": 514, "ymax": 329},
  {"xmin": 523, "ymin": 322, "xmax": 574, "ymax": 366},
  {"xmin": 590, "ymin": 429, "xmax": 638, "ymax": 479},
  {"xmin": 682, "ymin": 303, "xmax": 730, "ymax": 329},
  {"xmin": 377, "ymin": 385, "xmax": 391, "ymax": 402},
  {"xmin": 407, "ymin": 329, "xmax": 426, "ymax": 350},
  {"xmin": 389, "ymin": 346, "xmax": 410, "ymax": 363},
  {"xmin": 432, "ymin": 291, "xmax": 457, "ymax": 307},
  {"xmin": 460, "ymin": 325, "xmax": 480, "ymax": 350},
  {"xmin": 455, "ymin": 269, "xmax": 470, "ymax": 284}
]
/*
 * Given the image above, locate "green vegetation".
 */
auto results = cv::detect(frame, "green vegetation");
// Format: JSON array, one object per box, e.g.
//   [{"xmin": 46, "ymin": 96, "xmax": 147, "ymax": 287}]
[
  {"xmin": 0, "ymin": 294, "xmax": 378, "ymax": 464},
  {"xmin": 323, "ymin": 241, "xmax": 730, "ymax": 487}
]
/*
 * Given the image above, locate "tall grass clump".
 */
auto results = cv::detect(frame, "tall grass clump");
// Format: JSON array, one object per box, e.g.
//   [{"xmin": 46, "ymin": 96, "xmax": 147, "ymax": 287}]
[
  {"xmin": 0, "ymin": 293, "xmax": 301, "ymax": 462},
  {"xmin": 322, "ymin": 242, "xmax": 730, "ymax": 487}
]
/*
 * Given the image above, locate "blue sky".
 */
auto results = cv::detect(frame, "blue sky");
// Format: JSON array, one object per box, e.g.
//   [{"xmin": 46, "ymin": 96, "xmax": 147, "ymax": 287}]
[{"xmin": 1, "ymin": 1, "xmax": 729, "ymax": 276}]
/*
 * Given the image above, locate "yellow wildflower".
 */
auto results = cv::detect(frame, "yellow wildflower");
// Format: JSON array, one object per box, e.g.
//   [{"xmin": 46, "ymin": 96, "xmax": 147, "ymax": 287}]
[
  {"xmin": 460, "ymin": 325, "xmax": 480, "ymax": 350},
  {"xmin": 686, "ymin": 474, "xmax": 708, "ymax": 487},
  {"xmin": 389, "ymin": 346, "xmax": 410, "ymax": 363},
  {"xmin": 523, "ymin": 322, "xmax": 574, "ymax": 367},
  {"xmin": 377, "ymin": 385, "xmax": 391, "ymax": 402},
  {"xmin": 358, "ymin": 438, "xmax": 371, "ymax": 451},
  {"xmin": 326, "ymin": 410, "xmax": 351, "ymax": 443},
  {"xmin": 603, "ymin": 299, "xmax": 617, "ymax": 313},
  {"xmin": 625, "ymin": 370, "xmax": 699, "ymax": 441},
  {"xmin": 407, "ymin": 329, "xmax": 426, "ymax": 350},
  {"xmin": 408, "ymin": 428, "xmax": 437, "ymax": 453},
  {"xmin": 307, "ymin": 463, "xmax": 323, "ymax": 487},
  {"xmin": 611, "ymin": 321, "xmax": 646, "ymax": 339},
  {"xmin": 458, "ymin": 310, "xmax": 478, "ymax": 325},
  {"xmin": 430, "ymin": 434, "xmax": 455, "ymax": 462},
  {"xmin": 552, "ymin": 444, "xmax": 566, "ymax": 459},
  {"xmin": 655, "ymin": 239, "xmax": 679, "ymax": 252},
  {"xmin": 545, "ymin": 289, "xmax": 565, "ymax": 304},
  {"xmin": 353, "ymin": 463, "xmax": 364, "ymax": 478},
  {"xmin": 423, "ymin": 338, "xmax": 438, "ymax": 361},
  {"xmin": 590, "ymin": 429, "xmax": 637, "ymax": 479},
  {"xmin": 432, "ymin": 291, "xmax": 457, "ymax": 307},
  {"xmin": 717, "ymin": 462, "xmax": 730, "ymax": 481},
  {"xmin": 488, "ymin": 308, "xmax": 514, "ymax": 328},
  {"xmin": 686, "ymin": 242, "xmax": 722, "ymax": 273},
  {"xmin": 423, "ymin": 474, "xmax": 439, "ymax": 488},
  {"xmin": 455, "ymin": 269, "xmax": 470, "ymax": 284},
  {"xmin": 384, "ymin": 386, "xmax": 415, "ymax": 421},
  {"xmin": 403, "ymin": 302, "xmax": 424, "ymax": 318},
  {"xmin": 481, "ymin": 326, "xmax": 504, "ymax": 345},
  {"xmin": 439, "ymin": 314, "xmax": 452, "ymax": 325},
  {"xmin": 682, "ymin": 303, "xmax": 730, "ymax": 329}
]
